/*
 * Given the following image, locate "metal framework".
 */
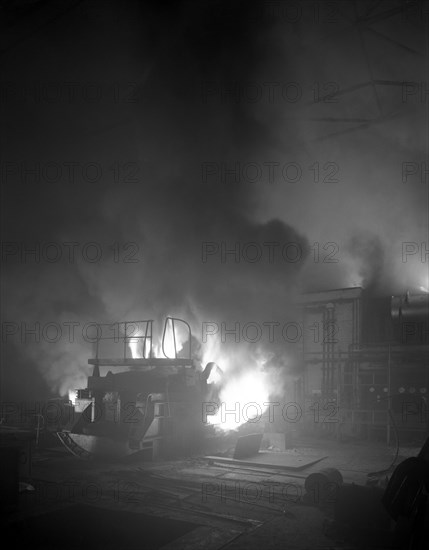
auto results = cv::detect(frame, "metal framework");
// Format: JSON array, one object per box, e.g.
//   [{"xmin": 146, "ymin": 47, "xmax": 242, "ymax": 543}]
[{"xmin": 89, "ymin": 317, "xmax": 193, "ymax": 367}]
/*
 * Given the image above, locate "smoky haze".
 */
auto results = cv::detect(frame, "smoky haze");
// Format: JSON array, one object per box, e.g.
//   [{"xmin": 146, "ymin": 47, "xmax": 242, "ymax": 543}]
[{"xmin": 1, "ymin": 1, "xmax": 427, "ymax": 400}]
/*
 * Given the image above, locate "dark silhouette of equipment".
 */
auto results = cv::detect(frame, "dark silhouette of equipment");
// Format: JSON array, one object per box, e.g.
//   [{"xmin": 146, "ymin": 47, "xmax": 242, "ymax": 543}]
[
  {"xmin": 57, "ymin": 317, "xmax": 214, "ymax": 460},
  {"xmin": 382, "ymin": 436, "xmax": 429, "ymax": 549}
]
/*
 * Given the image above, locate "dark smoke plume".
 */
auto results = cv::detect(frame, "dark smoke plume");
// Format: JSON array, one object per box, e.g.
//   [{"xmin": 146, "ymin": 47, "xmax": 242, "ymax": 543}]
[
  {"xmin": 1, "ymin": 1, "xmax": 426, "ymax": 400},
  {"xmin": 2, "ymin": 1, "xmax": 310, "ymax": 399}
]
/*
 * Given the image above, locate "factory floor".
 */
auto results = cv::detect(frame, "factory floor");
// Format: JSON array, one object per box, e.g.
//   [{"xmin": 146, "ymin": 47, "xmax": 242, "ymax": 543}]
[{"xmin": 1, "ymin": 434, "xmax": 421, "ymax": 550}]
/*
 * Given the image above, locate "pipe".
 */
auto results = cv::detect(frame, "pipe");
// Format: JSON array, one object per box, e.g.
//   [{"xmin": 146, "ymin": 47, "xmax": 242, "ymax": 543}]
[{"xmin": 391, "ymin": 292, "xmax": 429, "ymax": 321}]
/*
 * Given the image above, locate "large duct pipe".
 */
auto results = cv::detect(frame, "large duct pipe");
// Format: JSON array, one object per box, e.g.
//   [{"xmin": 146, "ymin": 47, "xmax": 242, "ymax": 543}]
[{"xmin": 391, "ymin": 291, "xmax": 429, "ymax": 321}]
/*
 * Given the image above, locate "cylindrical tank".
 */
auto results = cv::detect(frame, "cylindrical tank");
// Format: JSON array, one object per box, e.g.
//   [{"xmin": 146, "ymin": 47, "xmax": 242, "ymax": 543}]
[{"xmin": 391, "ymin": 292, "xmax": 429, "ymax": 321}]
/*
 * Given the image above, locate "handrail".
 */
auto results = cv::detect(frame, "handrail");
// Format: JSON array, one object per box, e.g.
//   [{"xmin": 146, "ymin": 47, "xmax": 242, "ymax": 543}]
[
  {"xmin": 94, "ymin": 320, "xmax": 154, "ymax": 360},
  {"xmin": 91, "ymin": 318, "xmax": 193, "ymax": 362},
  {"xmin": 161, "ymin": 317, "xmax": 192, "ymax": 360}
]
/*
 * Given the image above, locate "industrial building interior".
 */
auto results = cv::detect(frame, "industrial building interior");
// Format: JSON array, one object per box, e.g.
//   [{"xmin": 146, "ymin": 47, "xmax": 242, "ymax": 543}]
[{"xmin": 1, "ymin": 1, "xmax": 428, "ymax": 549}]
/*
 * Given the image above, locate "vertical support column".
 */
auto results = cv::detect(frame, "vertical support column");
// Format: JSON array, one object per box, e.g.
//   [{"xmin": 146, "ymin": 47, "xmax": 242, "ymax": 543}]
[
  {"xmin": 337, "ymin": 360, "xmax": 341, "ymax": 441},
  {"xmin": 123, "ymin": 322, "xmax": 128, "ymax": 360},
  {"xmin": 387, "ymin": 345, "xmax": 391, "ymax": 446}
]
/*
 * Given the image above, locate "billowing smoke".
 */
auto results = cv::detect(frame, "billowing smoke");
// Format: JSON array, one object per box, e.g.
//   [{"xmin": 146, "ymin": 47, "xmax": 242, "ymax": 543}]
[
  {"xmin": 2, "ymin": 1, "xmax": 307, "ymax": 400},
  {"xmin": 344, "ymin": 233, "xmax": 386, "ymax": 292},
  {"xmin": 248, "ymin": 1, "xmax": 427, "ymax": 294},
  {"xmin": 1, "ymin": 1, "xmax": 426, "ymax": 400}
]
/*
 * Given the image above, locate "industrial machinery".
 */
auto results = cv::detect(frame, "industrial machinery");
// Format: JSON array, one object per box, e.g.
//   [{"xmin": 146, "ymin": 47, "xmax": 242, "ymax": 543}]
[
  {"xmin": 391, "ymin": 291, "xmax": 429, "ymax": 322},
  {"xmin": 57, "ymin": 317, "xmax": 216, "ymax": 460}
]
